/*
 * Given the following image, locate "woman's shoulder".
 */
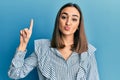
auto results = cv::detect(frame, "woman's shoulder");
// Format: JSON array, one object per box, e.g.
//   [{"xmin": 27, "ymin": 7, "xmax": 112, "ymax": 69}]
[
  {"xmin": 87, "ymin": 43, "xmax": 96, "ymax": 55},
  {"xmin": 34, "ymin": 39, "xmax": 50, "ymax": 43},
  {"xmin": 34, "ymin": 39, "xmax": 50, "ymax": 58},
  {"xmin": 34, "ymin": 39, "xmax": 51, "ymax": 53},
  {"xmin": 34, "ymin": 39, "xmax": 51, "ymax": 47},
  {"xmin": 80, "ymin": 43, "xmax": 96, "ymax": 61}
]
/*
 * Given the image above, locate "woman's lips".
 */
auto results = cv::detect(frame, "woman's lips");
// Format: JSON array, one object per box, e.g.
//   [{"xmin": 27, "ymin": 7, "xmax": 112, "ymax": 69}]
[{"xmin": 64, "ymin": 26, "xmax": 70, "ymax": 31}]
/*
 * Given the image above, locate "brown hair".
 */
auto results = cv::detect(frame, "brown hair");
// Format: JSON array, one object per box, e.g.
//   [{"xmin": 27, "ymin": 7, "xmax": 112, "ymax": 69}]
[{"xmin": 51, "ymin": 3, "xmax": 88, "ymax": 54}]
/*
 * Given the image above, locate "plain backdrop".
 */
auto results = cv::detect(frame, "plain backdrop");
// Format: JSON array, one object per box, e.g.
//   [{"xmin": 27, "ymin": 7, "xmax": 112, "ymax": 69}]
[{"xmin": 0, "ymin": 0, "xmax": 120, "ymax": 80}]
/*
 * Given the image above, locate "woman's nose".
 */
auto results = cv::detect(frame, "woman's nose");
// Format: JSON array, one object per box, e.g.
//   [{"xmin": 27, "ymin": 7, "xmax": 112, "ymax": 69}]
[{"xmin": 66, "ymin": 18, "xmax": 71, "ymax": 25}]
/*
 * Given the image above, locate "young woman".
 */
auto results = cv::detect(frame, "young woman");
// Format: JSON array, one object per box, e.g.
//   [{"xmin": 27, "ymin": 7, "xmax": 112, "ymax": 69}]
[{"xmin": 8, "ymin": 3, "xmax": 99, "ymax": 80}]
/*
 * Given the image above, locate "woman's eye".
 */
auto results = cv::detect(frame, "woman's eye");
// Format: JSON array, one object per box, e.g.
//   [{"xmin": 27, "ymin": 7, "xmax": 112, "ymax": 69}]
[
  {"xmin": 61, "ymin": 16, "xmax": 66, "ymax": 19},
  {"xmin": 72, "ymin": 18, "xmax": 78, "ymax": 21}
]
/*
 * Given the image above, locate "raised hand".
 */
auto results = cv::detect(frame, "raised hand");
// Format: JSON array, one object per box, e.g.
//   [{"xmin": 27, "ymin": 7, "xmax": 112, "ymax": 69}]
[{"xmin": 18, "ymin": 19, "xmax": 34, "ymax": 51}]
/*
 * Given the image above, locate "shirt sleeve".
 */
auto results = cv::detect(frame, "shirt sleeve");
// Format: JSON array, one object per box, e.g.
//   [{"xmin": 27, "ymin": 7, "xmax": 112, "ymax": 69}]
[
  {"xmin": 8, "ymin": 50, "xmax": 37, "ymax": 79},
  {"xmin": 86, "ymin": 52, "xmax": 100, "ymax": 80}
]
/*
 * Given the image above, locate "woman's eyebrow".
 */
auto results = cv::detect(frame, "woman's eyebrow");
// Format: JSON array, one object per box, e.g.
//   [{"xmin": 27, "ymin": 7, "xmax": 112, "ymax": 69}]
[
  {"xmin": 61, "ymin": 12, "xmax": 68, "ymax": 15},
  {"xmin": 72, "ymin": 14, "xmax": 79, "ymax": 17},
  {"xmin": 61, "ymin": 12, "xmax": 79, "ymax": 17}
]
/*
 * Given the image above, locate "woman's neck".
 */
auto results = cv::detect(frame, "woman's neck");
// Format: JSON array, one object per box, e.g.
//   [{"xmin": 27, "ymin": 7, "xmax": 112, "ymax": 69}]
[{"xmin": 62, "ymin": 35, "xmax": 74, "ymax": 46}]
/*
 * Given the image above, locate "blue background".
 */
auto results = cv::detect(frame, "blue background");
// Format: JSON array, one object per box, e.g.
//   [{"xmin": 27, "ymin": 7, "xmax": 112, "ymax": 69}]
[{"xmin": 0, "ymin": 0, "xmax": 120, "ymax": 80}]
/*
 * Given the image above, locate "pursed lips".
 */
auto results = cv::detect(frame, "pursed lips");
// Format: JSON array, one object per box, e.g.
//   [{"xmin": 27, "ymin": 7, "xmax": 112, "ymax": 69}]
[{"xmin": 64, "ymin": 26, "xmax": 70, "ymax": 31}]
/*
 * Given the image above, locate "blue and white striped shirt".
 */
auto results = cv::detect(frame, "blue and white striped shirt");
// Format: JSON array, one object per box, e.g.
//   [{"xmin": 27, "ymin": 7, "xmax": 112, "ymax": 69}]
[{"xmin": 8, "ymin": 39, "xmax": 99, "ymax": 80}]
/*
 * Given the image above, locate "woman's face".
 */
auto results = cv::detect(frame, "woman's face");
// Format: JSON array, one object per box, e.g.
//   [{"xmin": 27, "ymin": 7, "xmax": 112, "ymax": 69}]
[{"xmin": 59, "ymin": 7, "xmax": 80, "ymax": 36}]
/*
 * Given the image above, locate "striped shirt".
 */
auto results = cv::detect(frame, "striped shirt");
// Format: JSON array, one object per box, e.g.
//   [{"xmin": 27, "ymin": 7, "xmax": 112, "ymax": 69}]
[{"xmin": 8, "ymin": 39, "xmax": 99, "ymax": 80}]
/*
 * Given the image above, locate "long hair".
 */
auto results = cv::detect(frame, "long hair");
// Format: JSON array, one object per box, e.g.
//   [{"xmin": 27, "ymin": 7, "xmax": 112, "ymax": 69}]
[{"xmin": 51, "ymin": 3, "xmax": 88, "ymax": 54}]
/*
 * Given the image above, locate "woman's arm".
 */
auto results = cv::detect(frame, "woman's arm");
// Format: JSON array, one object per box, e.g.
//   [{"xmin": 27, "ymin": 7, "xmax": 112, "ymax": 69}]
[
  {"xmin": 8, "ymin": 19, "xmax": 36, "ymax": 79},
  {"xmin": 8, "ymin": 50, "xmax": 37, "ymax": 79},
  {"xmin": 87, "ymin": 53, "xmax": 100, "ymax": 80}
]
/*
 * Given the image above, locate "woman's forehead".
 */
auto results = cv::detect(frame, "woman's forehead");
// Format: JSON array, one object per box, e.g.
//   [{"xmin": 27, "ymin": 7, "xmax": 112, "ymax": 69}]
[{"xmin": 61, "ymin": 7, "xmax": 80, "ymax": 17}]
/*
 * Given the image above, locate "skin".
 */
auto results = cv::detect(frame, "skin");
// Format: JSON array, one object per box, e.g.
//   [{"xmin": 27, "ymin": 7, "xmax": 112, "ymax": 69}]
[
  {"xmin": 59, "ymin": 7, "xmax": 80, "ymax": 38},
  {"xmin": 18, "ymin": 19, "xmax": 33, "ymax": 51},
  {"xmin": 18, "ymin": 7, "xmax": 80, "ymax": 60},
  {"xmin": 58, "ymin": 7, "xmax": 80, "ymax": 60}
]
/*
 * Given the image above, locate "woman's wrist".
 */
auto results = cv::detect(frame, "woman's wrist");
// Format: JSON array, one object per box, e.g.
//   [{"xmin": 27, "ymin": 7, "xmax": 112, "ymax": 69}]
[{"xmin": 18, "ymin": 43, "xmax": 27, "ymax": 52}]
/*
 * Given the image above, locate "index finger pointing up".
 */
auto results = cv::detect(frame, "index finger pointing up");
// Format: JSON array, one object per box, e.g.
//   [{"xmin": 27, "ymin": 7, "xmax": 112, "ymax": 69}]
[{"xmin": 29, "ymin": 19, "xmax": 34, "ymax": 30}]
